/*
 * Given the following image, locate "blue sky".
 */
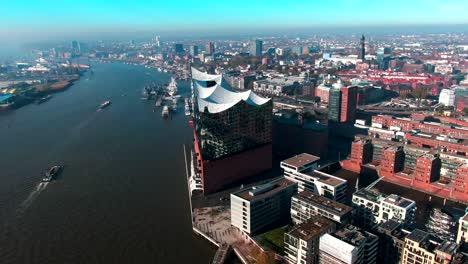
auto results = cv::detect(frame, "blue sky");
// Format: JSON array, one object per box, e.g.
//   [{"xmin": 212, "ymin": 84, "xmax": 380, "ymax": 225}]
[{"xmin": 0, "ymin": 0, "xmax": 467, "ymax": 41}]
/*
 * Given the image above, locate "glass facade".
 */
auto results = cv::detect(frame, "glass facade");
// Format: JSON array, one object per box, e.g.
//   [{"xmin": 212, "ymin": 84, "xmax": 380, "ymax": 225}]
[{"xmin": 194, "ymin": 100, "xmax": 272, "ymax": 160}]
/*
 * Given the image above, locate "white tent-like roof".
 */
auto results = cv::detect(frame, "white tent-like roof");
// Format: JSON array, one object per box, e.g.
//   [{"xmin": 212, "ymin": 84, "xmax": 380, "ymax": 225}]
[{"xmin": 191, "ymin": 68, "xmax": 270, "ymax": 114}]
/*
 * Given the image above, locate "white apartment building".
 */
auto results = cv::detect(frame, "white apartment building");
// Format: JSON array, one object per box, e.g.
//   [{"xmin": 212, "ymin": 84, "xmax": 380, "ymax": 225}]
[
  {"xmin": 439, "ymin": 89, "xmax": 456, "ymax": 107},
  {"xmin": 352, "ymin": 189, "xmax": 416, "ymax": 229},
  {"xmin": 319, "ymin": 225, "xmax": 379, "ymax": 264},
  {"xmin": 281, "ymin": 153, "xmax": 347, "ymax": 202},
  {"xmin": 230, "ymin": 178, "xmax": 297, "ymax": 235}
]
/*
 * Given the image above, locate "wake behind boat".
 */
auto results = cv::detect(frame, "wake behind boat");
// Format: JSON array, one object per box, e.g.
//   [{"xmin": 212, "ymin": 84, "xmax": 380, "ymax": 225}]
[{"xmin": 42, "ymin": 165, "xmax": 62, "ymax": 182}]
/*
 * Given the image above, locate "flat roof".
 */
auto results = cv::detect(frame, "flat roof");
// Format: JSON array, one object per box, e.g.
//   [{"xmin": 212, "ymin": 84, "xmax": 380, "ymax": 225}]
[
  {"xmin": 294, "ymin": 190, "xmax": 352, "ymax": 216},
  {"xmin": 288, "ymin": 216, "xmax": 334, "ymax": 241},
  {"xmin": 233, "ymin": 177, "xmax": 296, "ymax": 202},
  {"xmin": 281, "ymin": 153, "xmax": 320, "ymax": 168},
  {"xmin": 304, "ymin": 170, "xmax": 346, "ymax": 187},
  {"xmin": 333, "ymin": 225, "xmax": 374, "ymax": 247},
  {"xmin": 382, "ymin": 194, "xmax": 415, "ymax": 209},
  {"xmin": 353, "ymin": 188, "xmax": 383, "ymax": 203}
]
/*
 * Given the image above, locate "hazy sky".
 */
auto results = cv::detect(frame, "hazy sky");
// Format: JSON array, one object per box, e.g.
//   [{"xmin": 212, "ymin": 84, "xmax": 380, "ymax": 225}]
[{"xmin": 1, "ymin": 0, "xmax": 467, "ymax": 42}]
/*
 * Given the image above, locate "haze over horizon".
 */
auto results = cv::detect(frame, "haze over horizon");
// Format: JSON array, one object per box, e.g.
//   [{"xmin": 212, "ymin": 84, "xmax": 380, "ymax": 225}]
[{"xmin": 1, "ymin": 0, "xmax": 468, "ymax": 44}]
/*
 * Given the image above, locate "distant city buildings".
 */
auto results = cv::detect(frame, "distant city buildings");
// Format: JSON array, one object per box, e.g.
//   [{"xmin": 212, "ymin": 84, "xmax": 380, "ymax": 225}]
[
  {"xmin": 189, "ymin": 45, "xmax": 199, "ymax": 57},
  {"xmin": 174, "ymin": 43, "xmax": 184, "ymax": 54},
  {"xmin": 250, "ymin": 39, "xmax": 263, "ymax": 57},
  {"xmin": 230, "ymin": 177, "xmax": 297, "ymax": 235}
]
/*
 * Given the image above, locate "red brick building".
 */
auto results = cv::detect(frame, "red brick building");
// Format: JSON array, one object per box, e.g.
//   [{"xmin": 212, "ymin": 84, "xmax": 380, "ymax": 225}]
[{"xmin": 340, "ymin": 86, "xmax": 358, "ymax": 124}]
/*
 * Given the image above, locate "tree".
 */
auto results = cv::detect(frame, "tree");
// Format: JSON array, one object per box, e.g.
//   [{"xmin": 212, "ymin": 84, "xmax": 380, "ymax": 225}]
[{"xmin": 463, "ymin": 108, "xmax": 468, "ymax": 116}]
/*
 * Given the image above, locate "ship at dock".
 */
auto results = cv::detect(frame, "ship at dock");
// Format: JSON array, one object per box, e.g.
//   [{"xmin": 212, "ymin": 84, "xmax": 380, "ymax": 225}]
[
  {"xmin": 166, "ymin": 77, "xmax": 178, "ymax": 97},
  {"xmin": 184, "ymin": 98, "xmax": 191, "ymax": 116}
]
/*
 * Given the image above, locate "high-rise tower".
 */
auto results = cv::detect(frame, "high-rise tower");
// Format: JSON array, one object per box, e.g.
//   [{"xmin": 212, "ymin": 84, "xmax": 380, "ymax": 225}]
[{"xmin": 359, "ymin": 34, "xmax": 365, "ymax": 61}]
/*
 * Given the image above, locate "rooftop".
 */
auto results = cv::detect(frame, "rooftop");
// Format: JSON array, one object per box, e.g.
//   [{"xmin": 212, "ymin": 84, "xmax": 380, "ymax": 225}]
[
  {"xmin": 303, "ymin": 170, "xmax": 347, "ymax": 187},
  {"xmin": 353, "ymin": 188, "xmax": 384, "ymax": 203},
  {"xmin": 281, "ymin": 153, "xmax": 320, "ymax": 169},
  {"xmin": 294, "ymin": 190, "xmax": 352, "ymax": 216},
  {"xmin": 333, "ymin": 225, "xmax": 375, "ymax": 247},
  {"xmin": 382, "ymin": 194, "xmax": 416, "ymax": 209},
  {"xmin": 232, "ymin": 177, "xmax": 296, "ymax": 202},
  {"xmin": 288, "ymin": 216, "xmax": 334, "ymax": 241},
  {"xmin": 436, "ymin": 241, "xmax": 459, "ymax": 255}
]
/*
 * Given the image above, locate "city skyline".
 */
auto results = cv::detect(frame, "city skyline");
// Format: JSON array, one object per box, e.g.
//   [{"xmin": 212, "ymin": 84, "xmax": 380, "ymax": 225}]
[{"xmin": 1, "ymin": 0, "xmax": 468, "ymax": 43}]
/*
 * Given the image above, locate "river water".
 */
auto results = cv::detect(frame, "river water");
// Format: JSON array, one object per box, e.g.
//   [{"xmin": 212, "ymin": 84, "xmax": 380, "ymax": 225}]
[{"xmin": 0, "ymin": 62, "xmax": 214, "ymax": 263}]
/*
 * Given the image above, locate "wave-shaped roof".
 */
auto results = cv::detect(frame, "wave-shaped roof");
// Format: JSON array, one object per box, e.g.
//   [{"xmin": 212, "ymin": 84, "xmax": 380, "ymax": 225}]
[{"xmin": 191, "ymin": 68, "xmax": 270, "ymax": 114}]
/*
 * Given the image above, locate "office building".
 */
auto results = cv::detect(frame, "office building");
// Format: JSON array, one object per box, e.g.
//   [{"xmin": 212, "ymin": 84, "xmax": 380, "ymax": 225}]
[
  {"xmin": 359, "ymin": 35, "xmax": 366, "ymax": 61},
  {"xmin": 206, "ymin": 41, "xmax": 215, "ymax": 55},
  {"xmin": 174, "ymin": 43, "xmax": 184, "ymax": 54},
  {"xmin": 328, "ymin": 88, "xmax": 341, "ymax": 122},
  {"xmin": 230, "ymin": 178, "xmax": 297, "ymax": 235},
  {"xmin": 281, "ymin": 153, "xmax": 347, "ymax": 202},
  {"xmin": 319, "ymin": 224, "xmax": 378, "ymax": 264},
  {"xmin": 191, "ymin": 68, "xmax": 273, "ymax": 194},
  {"xmin": 250, "ymin": 39, "xmax": 263, "ymax": 57},
  {"xmin": 340, "ymin": 86, "xmax": 358, "ymax": 124},
  {"xmin": 439, "ymin": 89, "xmax": 456, "ymax": 107},
  {"xmin": 457, "ymin": 212, "xmax": 468, "ymax": 244},
  {"xmin": 402, "ymin": 229, "xmax": 459, "ymax": 264},
  {"xmin": 352, "ymin": 189, "xmax": 416, "ymax": 229},
  {"xmin": 291, "ymin": 191, "xmax": 353, "ymax": 225},
  {"xmin": 284, "ymin": 216, "xmax": 336, "ymax": 264},
  {"xmin": 189, "ymin": 45, "xmax": 199, "ymax": 57},
  {"xmin": 328, "ymin": 86, "xmax": 358, "ymax": 124}
]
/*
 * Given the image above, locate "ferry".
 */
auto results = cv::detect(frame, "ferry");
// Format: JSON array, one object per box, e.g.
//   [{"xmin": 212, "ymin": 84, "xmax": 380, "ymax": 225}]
[
  {"xmin": 162, "ymin": 106, "xmax": 170, "ymax": 118},
  {"xmin": 99, "ymin": 100, "xmax": 111, "ymax": 109},
  {"xmin": 42, "ymin": 165, "xmax": 62, "ymax": 182}
]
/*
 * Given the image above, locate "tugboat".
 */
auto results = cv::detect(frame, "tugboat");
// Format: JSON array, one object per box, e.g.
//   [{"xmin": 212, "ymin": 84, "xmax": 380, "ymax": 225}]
[
  {"xmin": 99, "ymin": 100, "xmax": 111, "ymax": 109},
  {"xmin": 162, "ymin": 105, "xmax": 170, "ymax": 118},
  {"xmin": 37, "ymin": 95, "xmax": 52, "ymax": 104},
  {"xmin": 42, "ymin": 165, "xmax": 62, "ymax": 182},
  {"xmin": 184, "ymin": 98, "xmax": 191, "ymax": 116}
]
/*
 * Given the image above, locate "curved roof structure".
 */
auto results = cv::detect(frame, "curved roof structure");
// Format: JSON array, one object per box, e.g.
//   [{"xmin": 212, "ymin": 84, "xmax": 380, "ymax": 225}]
[{"xmin": 191, "ymin": 68, "xmax": 270, "ymax": 114}]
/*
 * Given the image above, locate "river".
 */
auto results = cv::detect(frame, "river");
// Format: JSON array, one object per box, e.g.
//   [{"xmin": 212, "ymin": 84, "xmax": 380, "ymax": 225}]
[{"xmin": 0, "ymin": 62, "xmax": 215, "ymax": 263}]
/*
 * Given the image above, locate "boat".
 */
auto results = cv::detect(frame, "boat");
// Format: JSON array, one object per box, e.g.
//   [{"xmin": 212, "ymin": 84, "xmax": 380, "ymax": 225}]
[
  {"xmin": 42, "ymin": 165, "xmax": 62, "ymax": 182},
  {"xmin": 37, "ymin": 95, "xmax": 52, "ymax": 104},
  {"xmin": 155, "ymin": 97, "xmax": 162, "ymax": 106},
  {"xmin": 99, "ymin": 100, "xmax": 111, "ymax": 109},
  {"xmin": 166, "ymin": 77, "xmax": 178, "ymax": 96},
  {"xmin": 162, "ymin": 106, "xmax": 170, "ymax": 118},
  {"xmin": 184, "ymin": 98, "xmax": 191, "ymax": 116}
]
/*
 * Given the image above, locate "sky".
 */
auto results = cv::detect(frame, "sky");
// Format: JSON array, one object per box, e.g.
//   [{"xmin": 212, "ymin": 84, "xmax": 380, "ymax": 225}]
[{"xmin": 0, "ymin": 0, "xmax": 467, "ymax": 42}]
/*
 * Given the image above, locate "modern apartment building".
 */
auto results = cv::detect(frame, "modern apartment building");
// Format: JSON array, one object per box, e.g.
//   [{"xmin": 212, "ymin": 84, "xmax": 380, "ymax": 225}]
[
  {"xmin": 281, "ymin": 153, "xmax": 347, "ymax": 202},
  {"xmin": 230, "ymin": 177, "xmax": 297, "ymax": 235},
  {"xmin": 291, "ymin": 190, "xmax": 353, "ymax": 225},
  {"xmin": 352, "ymin": 189, "xmax": 416, "ymax": 229},
  {"xmin": 402, "ymin": 229, "xmax": 459, "ymax": 264},
  {"xmin": 319, "ymin": 224, "xmax": 379, "ymax": 264},
  {"xmin": 284, "ymin": 216, "xmax": 336, "ymax": 264}
]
